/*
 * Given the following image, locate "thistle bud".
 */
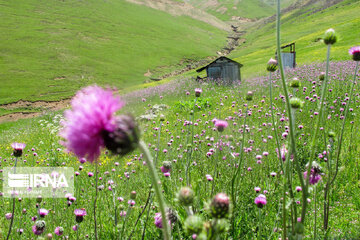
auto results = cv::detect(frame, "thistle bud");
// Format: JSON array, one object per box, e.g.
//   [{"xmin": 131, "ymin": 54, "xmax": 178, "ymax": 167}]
[
  {"xmin": 267, "ymin": 58, "xmax": 278, "ymax": 72},
  {"xmin": 35, "ymin": 220, "xmax": 46, "ymax": 231},
  {"xmin": 130, "ymin": 191, "xmax": 137, "ymax": 200},
  {"xmin": 166, "ymin": 208, "xmax": 178, "ymax": 224},
  {"xmin": 159, "ymin": 114, "xmax": 165, "ymax": 122},
  {"xmin": 289, "ymin": 77, "xmax": 301, "ymax": 88},
  {"xmin": 290, "ymin": 97, "xmax": 303, "ymax": 109},
  {"xmin": 209, "ymin": 193, "xmax": 230, "ymax": 219},
  {"xmin": 328, "ymin": 131, "xmax": 336, "ymax": 138},
  {"xmin": 319, "ymin": 72, "xmax": 325, "ymax": 81},
  {"xmin": 184, "ymin": 215, "xmax": 204, "ymax": 235},
  {"xmin": 36, "ymin": 196, "xmax": 43, "ymax": 203},
  {"xmin": 323, "ymin": 28, "xmax": 337, "ymax": 45},
  {"xmin": 195, "ymin": 88, "xmax": 202, "ymax": 98},
  {"xmin": 177, "ymin": 187, "xmax": 194, "ymax": 206},
  {"xmin": 103, "ymin": 115, "xmax": 139, "ymax": 157},
  {"xmin": 349, "ymin": 46, "xmax": 360, "ymax": 61},
  {"xmin": 246, "ymin": 91, "xmax": 253, "ymax": 101}
]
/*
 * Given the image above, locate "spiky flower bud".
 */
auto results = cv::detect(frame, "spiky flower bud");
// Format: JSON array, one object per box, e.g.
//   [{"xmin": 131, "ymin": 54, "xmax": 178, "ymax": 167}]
[
  {"xmin": 177, "ymin": 187, "xmax": 194, "ymax": 206},
  {"xmin": 267, "ymin": 58, "xmax": 278, "ymax": 72},
  {"xmin": 103, "ymin": 115, "xmax": 139, "ymax": 157},
  {"xmin": 130, "ymin": 191, "xmax": 137, "ymax": 200},
  {"xmin": 195, "ymin": 88, "xmax": 202, "ymax": 98},
  {"xmin": 290, "ymin": 97, "xmax": 303, "ymax": 109},
  {"xmin": 162, "ymin": 161, "xmax": 172, "ymax": 172},
  {"xmin": 166, "ymin": 208, "xmax": 178, "ymax": 224},
  {"xmin": 35, "ymin": 220, "xmax": 46, "ymax": 231},
  {"xmin": 36, "ymin": 196, "xmax": 43, "ymax": 203},
  {"xmin": 246, "ymin": 91, "xmax": 254, "ymax": 101},
  {"xmin": 319, "ymin": 72, "xmax": 325, "ymax": 81},
  {"xmin": 349, "ymin": 46, "xmax": 360, "ymax": 61},
  {"xmin": 289, "ymin": 77, "xmax": 301, "ymax": 88},
  {"xmin": 323, "ymin": 28, "xmax": 337, "ymax": 45},
  {"xmin": 328, "ymin": 131, "xmax": 336, "ymax": 138},
  {"xmin": 184, "ymin": 215, "xmax": 204, "ymax": 235},
  {"xmin": 209, "ymin": 193, "xmax": 230, "ymax": 219},
  {"xmin": 159, "ymin": 114, "xmax": 165, "ymax": 122}
]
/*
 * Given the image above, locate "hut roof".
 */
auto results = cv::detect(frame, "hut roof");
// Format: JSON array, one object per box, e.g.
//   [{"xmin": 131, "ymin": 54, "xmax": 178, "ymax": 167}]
[{"xmin": 196, "ymin": 56, "xmax": 243, "ymax": 73}]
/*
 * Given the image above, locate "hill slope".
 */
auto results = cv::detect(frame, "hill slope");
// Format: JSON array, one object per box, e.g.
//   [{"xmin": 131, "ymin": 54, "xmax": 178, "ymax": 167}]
[
  {"xmin": 228, "ymin": 0, "xmax": 360, "ymax": 78},
  {"xmin": 0, "ymin": 0, "xmax": 227, "ymax": 104}
]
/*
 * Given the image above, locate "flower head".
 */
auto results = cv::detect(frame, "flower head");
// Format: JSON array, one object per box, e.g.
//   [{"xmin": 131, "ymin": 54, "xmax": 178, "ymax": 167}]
[
  {"xmin": 254, "ymin": 194, "xmax": 267, "ymax": 208},
  {"xmin": 60, "ymin": 86, "xmax": 124, "ymax": 162},
  {"xmin": 74, "ymin": 209, "xmax": 87, "ymax": 223},
  {"xmin": 214, "ymin": 120, "xmax": 228, "ymax": 132},
  {"xmin": 267, "ymin": 58, "xmax": 278, "ymax": 72},
  {"xmin": 54, "ymin": 226, "xmax": 64, "ymax": 236},
  {"xmin": 209, "ymin": 193, "xmax": 230, "ymax": 219},
  {"xmin": 38, "ymin": 208, "xmax": 49, "ymax": 218},
  {"xmin": 349, "ymin": 46, "xmax": 360, "ymax": 61},
  {"xmin": 304, "ymin": 163, "xmax": 322, "ymax": 185},
  {"xmin": 195, "ymin": 88, "xmax": 202, "ymax": 97},
  {"xmin": 11, "ymin": 143, "xmax": 26, "ymax": 157}
]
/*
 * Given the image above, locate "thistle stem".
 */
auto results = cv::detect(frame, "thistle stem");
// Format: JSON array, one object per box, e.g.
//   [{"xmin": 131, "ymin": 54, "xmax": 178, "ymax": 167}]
[
  {"xmin": 301, "ymin": 44, "xmax": 332, "ymax": 223},
  {"xmin": 6, "ymin": 157, "xmax": 18, "ymax": 240},
  {"xmin": 94, "ymin": 161, "xmax": 98, "ymax": 240},
  {"xmin": 139, "ymin": 140, "xmax": 171, "ymax": 240}
]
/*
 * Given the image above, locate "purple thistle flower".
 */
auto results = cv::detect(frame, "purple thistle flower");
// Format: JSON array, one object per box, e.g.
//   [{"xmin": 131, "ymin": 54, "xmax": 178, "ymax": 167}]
[
  {"xmin": 38, "ymin": 208, "xmax": 49, "ymax": 218},
  {"xmin": 349, "ymin": 46, "xmax": 360, "ymax": 61},
  {"xmin": 11, "ymin": 142, "xmax": 26, "ymax": 157},
  {"xmin": 60, "ymin": 85, "xmax": 124, "ymax": 162},
  {"xmin": 195, "ymin": 88, "xmax": 202, "ymax": 97},
  {"xmin": 54, "ymin": 226, "xmax": 64, "ymax": 236},
  {"xmin": 214, "ymin": 120, "xmax": 228, "ymax": 132},
  {"xmin": 254, "ymin": 194, "xmax": 267, "ymax": 208}
]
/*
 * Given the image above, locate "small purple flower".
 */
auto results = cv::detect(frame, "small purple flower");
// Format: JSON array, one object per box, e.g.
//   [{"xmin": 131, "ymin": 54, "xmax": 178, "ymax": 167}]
[
  {"xmin": 11, "ymin": 142, "xmax": 26, "ymax": 157},
  {"xmin": 74, "ymin": 209, "xmax": 87, "ymax": 223},
  {"xmin": 349, "ymin": 46, "xmax": 360, "ymax": 61},
  {"xmin": 254, "ymin": 194, "xmax": 267, "ymax": 208},
  {"xmin": 5, "ymin": 213, "xmax": 13, "ymax": 220},
  {"xmin": 54, "ymin": 226, "xmax": 64, "ymax": 236},
  {"xmin": 38, "ymin": 208, "xmax": 49, "ymax": 218},
  {"xmin": 214, "ymin": 120, "xmax": 228, "ymax": 132},
  {"xmin": 195, "ymin": 88, "xmax": 202, "ymax": 97}
]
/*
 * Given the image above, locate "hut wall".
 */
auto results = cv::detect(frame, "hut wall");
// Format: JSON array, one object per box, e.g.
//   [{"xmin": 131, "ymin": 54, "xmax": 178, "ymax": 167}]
[
  {"xmin": 207, "ymin": 62, "xmax": 240, "ymax": 84},
  {"xmin": 281, "ymin": 52, "xmax": 295, "ymax": 68}
]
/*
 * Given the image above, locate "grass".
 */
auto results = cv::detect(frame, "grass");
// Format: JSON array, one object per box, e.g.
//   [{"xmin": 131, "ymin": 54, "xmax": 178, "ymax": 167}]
[
  {"xmin": 0, "ymin": 60, "xmax": 360, "ymax": 239},
  {"xmin": 0, "ymin": 0, "xmax": 226, "ymax": 104}
]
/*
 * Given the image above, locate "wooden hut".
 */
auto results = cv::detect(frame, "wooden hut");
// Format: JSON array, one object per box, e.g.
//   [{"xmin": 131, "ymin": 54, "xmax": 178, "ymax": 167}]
[
  {"xmin": 276, "ymin": 42, "xmax": 296, "ymax": 68},
  {"xmin": 196, "ymin": 56, "xmax": 243, "ymax": 84}
]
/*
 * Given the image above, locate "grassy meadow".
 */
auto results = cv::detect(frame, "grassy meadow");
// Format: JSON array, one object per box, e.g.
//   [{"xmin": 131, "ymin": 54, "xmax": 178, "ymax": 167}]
[{"xmin": 1, "ymin": 0, "xmax": 360, "ymax": 239}]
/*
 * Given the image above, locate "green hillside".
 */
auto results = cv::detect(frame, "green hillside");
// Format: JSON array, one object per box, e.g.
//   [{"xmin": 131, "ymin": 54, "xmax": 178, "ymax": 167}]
[
  {"xmin": 228, "ymin": 0, "xmax": 360, "ymax": 78},
  {"xmin": 187, "ymin": 0, "xmax": 297, "ymax": 21},
  {"xmin": 0, "ymin": 0, "xmax": 226, "ymax": 104}
]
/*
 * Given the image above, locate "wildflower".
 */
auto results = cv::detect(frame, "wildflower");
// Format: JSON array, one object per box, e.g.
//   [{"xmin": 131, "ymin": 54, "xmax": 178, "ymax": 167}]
[
  {"xmin": 74, "ymin": 209, "xmax": 87, "ymax": 223},
  {"xmin": 60, "ymin": 85, "xmax": 124, "ymax": 162},
  {"xmin": 304, "ymin": 162, "xmax": 322, "ymax": 185},
  {"xmin": 246, "ymin": 91, "xmax": 254, "ymax": 101},
  {"xmin": 319, "ymin": 72, "xmax": 325, "ymax": 81},
  {"xmin": 209, "ymin": 193, "xmax": 230, "ymax": 219},
  {"xmin": 254, "ymin": 194, "xmax": 267, "ymax": 208},
  {"xmin": 267, "ymin": 58, "xmax": 278, "ymax": 72},
  {"xmin": 38, "ymin": 208, "xmax": 49, "ymax": 218},
  {"xmin": 5, "ymin": 213, "xmax": 12, "ymax": 220},
  {"xmin": 154, "ymin": 212, "xmax": 171, "ymax": 229},
  {"xmin": 349, "ymin": 46, "xmax": 360, "ymax": 61},
  {"xmin": 184, "ymin": 215, "xmax": 203, "ymax": 235},
  {"xmin": 177, "ymin": 187, "xmax": 194, "ymax": 206},
  {"xmin": 277, "ymin": 145, "xmax": 288, "ymax": 161},
  {"xmin": 32, "ymin": 220, "xmax": 46, "ymax": 235},
  {"xmin": 290, "ymin": 97, "xmax": 303, "ymax": 109},
  {"xmin": 214, "ymin": 120, "xmax": 228, "ymax": 132},
  {"xmin": 195, "ymin": 88, "xmax": 202, "ymax": 97},
  {"xmin": 323, "ymin": 28, "xmax": 337, "ymax": 45},
  {"xmin": 160, "ymin": 161, "xmax": 172, "ymax": 173},
  {"xmin": 54, "ymin": 226, "xmax": 64, "ymax": 236},
  {"xmin": 296, "ymin": 186, "xmax": 302, "ymax": 192},
  {"xmin": 11, "ymin": 143, "xmax": 26, "ymax": 157},
  {"xmin": 254, "ymin": 187, "xmax": 261, "ymax": 193},
  {"xmin": 289, "ymin": 77, "xmax": 301, "ymax": 88},
  {"xmin": 72, "ymin": 225, "xmax": 78, "ymax": 231}
]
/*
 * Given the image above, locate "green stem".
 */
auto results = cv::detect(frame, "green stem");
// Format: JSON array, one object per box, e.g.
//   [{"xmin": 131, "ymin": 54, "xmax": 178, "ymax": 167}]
[
  {"xmin": 6, "ymin": 157, "xmax": 18, "ymax": 240},
  {"xmin": 94, "ymin": 161, "xmax": 98, "ymax": 240},
  {"xmin": 301, "ymin": 44, "xmax": 332, "ymax": 223},
  {"xmin": 139, "ymin": 140, "xmax": 171, "ymax": 240}
]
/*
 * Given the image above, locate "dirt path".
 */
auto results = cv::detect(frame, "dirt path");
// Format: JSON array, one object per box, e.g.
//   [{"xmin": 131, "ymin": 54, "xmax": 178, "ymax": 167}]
[{"xmin": 0, "ymin": 100, "xmax": 70, "ymax": 123}]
